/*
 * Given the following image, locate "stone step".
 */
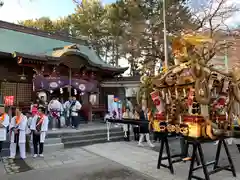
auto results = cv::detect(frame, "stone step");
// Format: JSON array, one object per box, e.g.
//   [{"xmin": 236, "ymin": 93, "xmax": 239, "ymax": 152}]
[
  {"xmin": 62, "ymin": 131, "xmax": 124, "ymax": 143},
  {"xmin": 47, "ymin": 127, "xmax": 122, "ymax": 138},
  {"xmin": 63, "ymin": 136, "xmax": 124, "ymax": 149},
  {"xmin": 43, "ymin": 143, "xmax": 64, "ymax": 152},
  {"xmin": 45, "ymin": 138, "xmax": 62, "ymax": 144}
]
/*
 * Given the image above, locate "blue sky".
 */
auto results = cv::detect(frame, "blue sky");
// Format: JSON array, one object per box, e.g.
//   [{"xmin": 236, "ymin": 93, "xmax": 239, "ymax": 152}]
[
  {"xmin": 0, "ymin": 0, "xmax": 239, "ymax": 26},
  {"xmin": 0, "ymin": 0, "xmax": 239, "ymax": 27},
  {"xmin": 0, "ymin": 0, "xmax": 115, "ymax": 22}
]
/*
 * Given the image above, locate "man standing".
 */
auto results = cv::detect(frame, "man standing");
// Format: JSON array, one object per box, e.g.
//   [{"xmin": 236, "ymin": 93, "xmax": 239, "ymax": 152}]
[
  {"xmin": 64, "ymin": 96, "xmax": 72, "ymax": 127},
  {"xmin": 70, "ymin": 96, "xmax": 81, "ymax": 129},
  {"xmin": 111, "ymin": 96, "xmax": 120, "ymax": 119},
  {"xmin": 30, "ymin": 107, "xmax": 49, "ymax": 158},
  {"xmin": 48, "ymin": 97, "xmax": 63, "ymax": 130},
  {"xmin": 9, "ymin": 108, "xmax": 28, "ymax": 159},
  {"xmin": 0, "ymin": 107, "xmax": 9, "ymax": 156}
]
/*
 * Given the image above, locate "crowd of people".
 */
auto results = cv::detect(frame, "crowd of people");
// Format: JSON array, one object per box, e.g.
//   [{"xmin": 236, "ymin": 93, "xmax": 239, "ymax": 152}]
[
  {"xmin": 31, "ymin": 96, "xmax": 82, "ymax": 130},
  {"xmin": 105, "ymin": 98, "xmax": 155, "ymax": 148},
  {"xmin": 0, "ymin": 95, "xmax": 158, "ymax": 159},
  {"xmin": 0, "ymin": 95, "xmax": 85, "ymax": 159},
  {"xmin": 0, "ymin": 106, "xmax": 49, "ymax": 159}
]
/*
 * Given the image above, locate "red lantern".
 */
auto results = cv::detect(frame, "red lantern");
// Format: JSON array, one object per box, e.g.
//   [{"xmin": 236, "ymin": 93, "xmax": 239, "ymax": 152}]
[{"xmin": 153, "ymin": 99, "xmax": 161, "ymax": 106}]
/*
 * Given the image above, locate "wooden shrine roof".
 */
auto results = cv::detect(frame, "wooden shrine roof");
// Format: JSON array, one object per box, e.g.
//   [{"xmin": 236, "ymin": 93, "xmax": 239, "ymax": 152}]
[{"xmin": 0, "ymin": 20, "xmax": 128, "ymax": 74}]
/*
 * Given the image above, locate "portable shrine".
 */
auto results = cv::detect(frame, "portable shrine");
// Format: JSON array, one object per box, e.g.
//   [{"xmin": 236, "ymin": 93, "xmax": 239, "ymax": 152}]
[{"xmin": 137, "ymin": 31, "xmax": 240, "ymax": 179}]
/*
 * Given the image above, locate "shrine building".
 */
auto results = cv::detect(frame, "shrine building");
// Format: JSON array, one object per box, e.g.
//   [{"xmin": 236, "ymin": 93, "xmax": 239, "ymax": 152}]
[{"xmin": 0, "ymin": 20, "xmax": 128, "ymax": 111}]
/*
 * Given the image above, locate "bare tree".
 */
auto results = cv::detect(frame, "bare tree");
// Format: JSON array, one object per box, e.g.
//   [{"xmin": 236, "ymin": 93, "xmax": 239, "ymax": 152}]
[{"xmin": 186, "ymin": 0, "xmax": 240, "ymax": 66}]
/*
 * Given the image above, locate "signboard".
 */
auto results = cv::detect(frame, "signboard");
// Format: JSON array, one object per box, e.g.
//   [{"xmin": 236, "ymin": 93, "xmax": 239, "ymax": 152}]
[{"xmin": 4, "ymin": 96, "xmax": 14, "ymax": 106}]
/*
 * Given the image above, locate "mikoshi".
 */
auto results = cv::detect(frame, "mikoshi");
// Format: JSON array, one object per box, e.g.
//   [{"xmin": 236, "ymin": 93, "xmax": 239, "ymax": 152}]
[{"xmin": 137, "ymin": 31, "xmax": 240, "ymax": 139}]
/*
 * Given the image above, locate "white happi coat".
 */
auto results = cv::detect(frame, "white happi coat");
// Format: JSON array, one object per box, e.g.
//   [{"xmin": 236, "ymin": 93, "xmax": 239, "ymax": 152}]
[
  {"xmin": 64, "ymin": 100, "xmax": 72, "ymax": 117},
  {"xmin": 48, "ymin": 99, "xmax": 63, "ymax": 116},
  {"xmin": 0, "ymin": 113, "xmax": 10, "ymax": 141},
  {"xmin": 70, "ymin": 101, "xmax": 82, "ymax": 117},
  {"xmin": 30, "ymin": 115, "xmax": 49, "ymax": 143},
  {"xmin": 9, "ymin": 114, "xmax": 28, "ymax": 143}
]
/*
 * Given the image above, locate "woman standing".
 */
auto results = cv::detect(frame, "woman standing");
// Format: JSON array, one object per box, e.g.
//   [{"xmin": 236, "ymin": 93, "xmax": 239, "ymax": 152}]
[{"xmin": 137, "ymin": 106, "xmax": 155, "ymax": 147}]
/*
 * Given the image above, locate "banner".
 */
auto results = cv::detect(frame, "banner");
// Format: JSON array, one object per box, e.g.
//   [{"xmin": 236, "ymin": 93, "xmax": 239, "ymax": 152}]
[
  {"xmin": 4, "ymin": 96, "xmax": 14, "ymax": 106},
  {"xmin": 33, "ymin": 75, "xmax": 97, "ymax": 92}
]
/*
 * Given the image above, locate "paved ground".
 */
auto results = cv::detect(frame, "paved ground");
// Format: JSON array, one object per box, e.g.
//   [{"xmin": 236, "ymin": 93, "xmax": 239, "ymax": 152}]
[
  {"xmin": 0, "ymin": 138, "xmax": 240, "ymax": 180},
  {"xmin": 0, "ymin": 148, "xmax": 154, "ymax": 180},
  {"xmin": 83, "ymin": 140, "xmax": 240, "ymax": 180}
]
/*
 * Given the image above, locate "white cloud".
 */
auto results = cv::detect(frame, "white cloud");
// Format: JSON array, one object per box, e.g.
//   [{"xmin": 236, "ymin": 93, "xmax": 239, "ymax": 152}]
[{"xmin": 0, "ymin": 0, "xmax": 40, "ymax": 22}]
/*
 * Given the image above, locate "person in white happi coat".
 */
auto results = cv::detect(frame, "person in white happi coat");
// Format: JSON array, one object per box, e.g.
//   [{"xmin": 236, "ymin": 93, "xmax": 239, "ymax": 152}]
[
  {"xmin": 30, "ymin": 107, "xmax": 49, "ymax": 158},
  {"xmin": 48, "ymin": 97, "xmax": 63, "ymax": 130},
  {"xmin": 70, "ymin": 96, "xmax": 81, "ymax": 129},
  {"xmin": 0, "ymin": 107, "xmax": 10, "ymax": 155},
  {"xmin": 63, "ymin": 96, "xmax": 72, "ymax": 127},
  {"xmin": 9, "ymin": 108, "xmax": 28, "ymax": 159}
]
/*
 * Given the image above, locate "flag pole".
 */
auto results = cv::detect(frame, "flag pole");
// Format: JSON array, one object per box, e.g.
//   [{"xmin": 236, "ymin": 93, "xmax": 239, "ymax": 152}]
[{"xmin": 163, "ymin": 0, "xmax": 168, "ymax": 71}]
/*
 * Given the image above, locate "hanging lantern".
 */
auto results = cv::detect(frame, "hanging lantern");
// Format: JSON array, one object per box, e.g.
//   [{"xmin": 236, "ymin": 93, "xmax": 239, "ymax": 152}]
[
  {"xmin": 81, "ymin": 71, "xmax": 87, "ymax": 78},
  {"xmin": 74, "ymin": 89, "xmax": 77, "ymax": 95},
  {"xmin": 60, "ymin": 88, "xmax": 63, "ymax": 94},
  {"xmin": 80, "ymin": 92, "xmax": 85, "ymax": 96},
  {"xmin": 50, "ymin": 90, "xmax": 53, "ymax": 94},
  {"xmin": 90, "ymin": 72, "xmax": 96, "ymax": 79}
]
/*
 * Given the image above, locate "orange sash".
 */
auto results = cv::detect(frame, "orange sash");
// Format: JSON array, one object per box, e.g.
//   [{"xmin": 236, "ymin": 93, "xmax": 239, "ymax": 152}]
[
  {"xmin": 36, "ymin": 115, "xmax": 44, "ymax": 127},
  {"xmin": 16, "ymin": 115, "xmax": 22, "ymax": 125},
  {"xmin": 0, "ymin": 113, "xmax": 5, "ymax": 123}
]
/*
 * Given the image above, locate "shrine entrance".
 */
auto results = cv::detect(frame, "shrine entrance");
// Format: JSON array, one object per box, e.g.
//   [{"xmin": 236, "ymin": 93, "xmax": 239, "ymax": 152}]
[{"xmin": 49, "ymin": 86, "xmax": 86, "ymax": 103}]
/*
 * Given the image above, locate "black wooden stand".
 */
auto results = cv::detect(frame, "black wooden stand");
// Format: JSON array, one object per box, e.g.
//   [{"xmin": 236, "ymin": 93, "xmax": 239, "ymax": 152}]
[
  {"xmin": 187, "ymin": 138, "xmax": 236, "ymax": 180},
  {"xmin": 157, "ymin": 134, "xmax": 182, "ymax": 174},
  {"xmin": 184, "ymin": 140, "xmax": 200, "ymax": 166},
  {"xmin": 127, "ymin": 124, "xmax": 130, "ymax": 141}
]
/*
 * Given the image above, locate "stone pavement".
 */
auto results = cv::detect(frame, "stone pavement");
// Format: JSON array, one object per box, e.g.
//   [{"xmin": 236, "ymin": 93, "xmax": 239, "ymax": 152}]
[
  {"xmin": 1, "ymin": 139, "xmax": 240, "ymax": 180},
  {"xmin": 83, "ymin": 140, "xmax": 240, "ymax": 180},
  {"xmin": 1, "ymin": 148, "xmax": 154, "ymax": 180}
]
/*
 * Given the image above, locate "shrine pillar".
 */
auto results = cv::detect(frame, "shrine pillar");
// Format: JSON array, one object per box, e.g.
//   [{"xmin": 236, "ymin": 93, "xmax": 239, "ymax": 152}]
[{"xmin": 68, "ymin": 68, "xmax": 72, "ymax": 97}]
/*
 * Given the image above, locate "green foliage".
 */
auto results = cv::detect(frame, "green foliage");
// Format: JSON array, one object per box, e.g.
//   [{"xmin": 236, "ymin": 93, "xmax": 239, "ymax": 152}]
[
  {"xmin": 18, "ymin": 16, "xmax": 73, "ymax": 35},
  {"xmin": 18, "ymin": 0, "xmax": 194, "ymax": 75}
]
